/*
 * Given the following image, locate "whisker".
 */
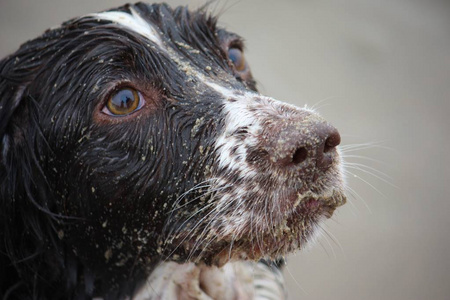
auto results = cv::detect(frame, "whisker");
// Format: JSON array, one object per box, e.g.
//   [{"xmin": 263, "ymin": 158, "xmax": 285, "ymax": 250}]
[
  {"xmin": 343, "ymin": 161, "xmax": 392, "ymax": 179},
  {"xmin": 344, "ymin": 184, "xmax": 373, "ymax": 214},
  {"xmin": 317, "ymin": 222, "xmax": 346, "ymax": 258},
  {"xmin": 167, "ymin": 182, "xmax": 233, "ymax": 214},
  {"xmin": 187, "ymin": 199, "xmax": 236, "ymax": 261},
  {"xmin": 339, "ymin": 142, "xmax": 393, "ymax": 153},
  {"xmin": 284, "ymin": 263, "xmax": 308, "ymax": 295},
  {"xmin": 344, "ymin": 163, "xmax": 397, "ymax": 188},
  {"xmin": 162, "ymin": 202, "xmax": 217, "ymax": 261},
  {"xmin": 228, "ymin": 232, "xmax": 237, "ymax": 261},
  {"xmin": 344, "ymin": 170, "xmax": 387, "ymax": 199},
  {"xmin": 340, "ymin": 154, "xmax": 390, "ymax": 166},
  {"xmin": 309, "ymin": 96, "xmax": 338, "ymax": 111}
]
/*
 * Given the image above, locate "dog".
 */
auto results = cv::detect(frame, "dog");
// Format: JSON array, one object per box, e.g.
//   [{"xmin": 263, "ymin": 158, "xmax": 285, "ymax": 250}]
[{"xmin": 0, "ymin": 3, "xmax": 346, "ymax": 299}]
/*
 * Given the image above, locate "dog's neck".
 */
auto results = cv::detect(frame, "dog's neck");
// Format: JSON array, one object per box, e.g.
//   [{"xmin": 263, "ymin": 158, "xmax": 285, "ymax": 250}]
[{"xmin": 130, "ymin": 261, "xmax": 286, "ymax": 300}]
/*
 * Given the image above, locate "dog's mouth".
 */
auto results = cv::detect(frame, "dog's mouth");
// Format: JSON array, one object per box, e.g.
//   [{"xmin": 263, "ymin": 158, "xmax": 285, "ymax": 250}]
[
  {"xmin": 210, "ymin": 190, "xmax": 347, "ymax": 265},
  {"xmin": 160, "ymin": 188, "xmax": 346, "ymax": 266},
  {"xmin": 294, "ymin": 190, "xmax": 347, "ymax": 219}
]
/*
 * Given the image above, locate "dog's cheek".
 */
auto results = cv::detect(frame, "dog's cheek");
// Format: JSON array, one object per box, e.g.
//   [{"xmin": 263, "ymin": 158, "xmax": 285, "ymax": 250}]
[
  {"xmin": 53, "ymin": 118, "xmax": 210, "ymax": 267},
  {"xmin": 55, "ymin": 151, "xmax": 166, "ymax": 273}
]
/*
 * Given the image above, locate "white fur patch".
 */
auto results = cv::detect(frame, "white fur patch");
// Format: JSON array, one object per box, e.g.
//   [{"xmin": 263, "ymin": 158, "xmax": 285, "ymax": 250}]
[
  {"xmin": 212, "ymin": 93, "xmax": 280, "ymax": 174},
  {"xmin": 132, "ymin": 261, "xmax": 285, "ymax": 300},
  {"xmin": 91, "ymin": 7, "xmax": 163, "ymax": 48}
]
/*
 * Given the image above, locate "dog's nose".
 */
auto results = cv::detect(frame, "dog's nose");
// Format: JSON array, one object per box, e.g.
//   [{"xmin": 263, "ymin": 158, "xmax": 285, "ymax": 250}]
[
  {"xmin": 253, "ymin": 112, "xmax": 341, "ymax": 173},
  {"xmin": 288, "ymin": 122, "xmax": 341, "ymax": 171}
]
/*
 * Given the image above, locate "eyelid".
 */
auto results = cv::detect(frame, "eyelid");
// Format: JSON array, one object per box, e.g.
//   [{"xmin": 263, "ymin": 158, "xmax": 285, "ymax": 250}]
[{"xmin": 228, "ymin": 36, "xmax": 244, "ymax": 51}]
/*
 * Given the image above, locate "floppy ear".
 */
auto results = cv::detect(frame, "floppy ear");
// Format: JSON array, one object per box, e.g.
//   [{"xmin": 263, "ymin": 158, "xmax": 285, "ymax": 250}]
[
  {"xmin": 0, "ymin": 25, "xmax": 73, "ymax": 166},
  {"xmin": 0, "ymin": 95, "xmax": 26, "ymax": 165},
  {"xmin": 0, "ymin": 50, "xmax": 40, "ymax": 165}
]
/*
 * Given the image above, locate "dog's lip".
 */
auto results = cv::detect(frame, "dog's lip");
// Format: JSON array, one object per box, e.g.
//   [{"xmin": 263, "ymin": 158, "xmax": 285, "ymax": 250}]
[
  {"xmin": 293, "ymin": 190, "xmax": 347, "ymax": 219},
  {"xmin": 300, "ymin": 197, "xmax": 336, "ymax": 219}
]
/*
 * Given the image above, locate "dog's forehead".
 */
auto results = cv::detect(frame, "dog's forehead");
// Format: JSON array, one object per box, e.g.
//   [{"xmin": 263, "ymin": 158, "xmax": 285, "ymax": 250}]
[
  {"xmin": 79, "ymin": 4, "xmax": 225, "ymax": 60},
  {"xmin": 74, "ymin": 4, "xmax": 250, "ymax": 100}
]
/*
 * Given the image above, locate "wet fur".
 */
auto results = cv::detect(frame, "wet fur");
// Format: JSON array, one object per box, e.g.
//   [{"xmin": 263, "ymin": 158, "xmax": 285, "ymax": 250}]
[{"xmin": 0, "ymin": 3, "xmax": 345, "ymax": 299}]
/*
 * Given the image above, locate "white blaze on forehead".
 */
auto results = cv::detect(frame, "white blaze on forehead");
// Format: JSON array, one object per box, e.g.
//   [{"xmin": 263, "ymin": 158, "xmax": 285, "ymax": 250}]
[
  {"xmin": 91, "ymin": 7, "xmax": 163, "ymax": 48},
  {"xmin": 204, "ymin": 81, "xmax": 238, "ymax": 99}
]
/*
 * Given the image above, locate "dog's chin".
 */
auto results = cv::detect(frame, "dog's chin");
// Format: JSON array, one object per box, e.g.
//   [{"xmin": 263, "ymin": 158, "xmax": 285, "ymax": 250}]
[{"xmin": 162, "ymin": 189, "xmax": 346, "ymax": 267}]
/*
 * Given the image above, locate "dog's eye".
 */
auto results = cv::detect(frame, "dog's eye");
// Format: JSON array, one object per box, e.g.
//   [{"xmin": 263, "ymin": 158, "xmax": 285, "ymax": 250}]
[
  {"xmin": 103, "ymin": 88, "xmax": 143, "ymax": 116},
  {"xmin": 228, "ymin": 47, "xmax": 246, "ymax": 72}
]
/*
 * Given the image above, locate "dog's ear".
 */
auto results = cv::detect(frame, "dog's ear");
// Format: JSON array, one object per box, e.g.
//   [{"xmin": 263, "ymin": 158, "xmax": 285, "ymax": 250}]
[
  {"xmin": 0, "ymin": 56, "xmax": 27, "ymax": 164},
  {"xmin": 0, "ymin": 50, "xmax": 40, "ymax": 165}
]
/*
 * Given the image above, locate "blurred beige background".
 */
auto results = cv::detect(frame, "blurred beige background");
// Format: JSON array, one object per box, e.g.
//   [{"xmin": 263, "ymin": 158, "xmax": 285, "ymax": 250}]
[{"xmin": 1, "ymin": 0, "xmax": 449, "ymax": 299}]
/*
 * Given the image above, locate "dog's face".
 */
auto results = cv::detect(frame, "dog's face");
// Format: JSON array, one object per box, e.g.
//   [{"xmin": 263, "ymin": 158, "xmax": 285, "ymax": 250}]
[{"xmin": 0, "ymin": 2, "xmax": 346, "ymax": 296}]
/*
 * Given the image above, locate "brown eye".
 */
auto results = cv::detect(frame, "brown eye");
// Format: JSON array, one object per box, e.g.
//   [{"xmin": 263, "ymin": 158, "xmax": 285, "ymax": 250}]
[
  {"xmin": 228, "ymin": 47, "xmax": 246, "ymax": 72},
  {"xmin": 103, "ymin": 88, "xmax": 143, "ymax": 116}
]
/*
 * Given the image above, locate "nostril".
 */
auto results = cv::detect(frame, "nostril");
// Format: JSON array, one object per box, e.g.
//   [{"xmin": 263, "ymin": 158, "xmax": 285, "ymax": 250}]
[
  {"xmin": 292, "ymin": 147, "xmax": 308, "ymax": 165},
  {"xmin": 324, "ymin": 130, "xmax": 341, "ymax": 153}
]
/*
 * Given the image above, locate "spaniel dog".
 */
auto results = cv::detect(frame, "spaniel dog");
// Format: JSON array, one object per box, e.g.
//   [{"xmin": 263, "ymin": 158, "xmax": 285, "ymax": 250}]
[{"xmin": 0, "ymin": 3, "xmax": 346, "ymax": 299}]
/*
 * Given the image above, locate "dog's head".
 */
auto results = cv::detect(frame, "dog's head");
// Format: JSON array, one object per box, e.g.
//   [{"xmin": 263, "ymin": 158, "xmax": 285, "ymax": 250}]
[{"xmin": 0, "ymin": 3, "xmax": 346, "ymax": 297}]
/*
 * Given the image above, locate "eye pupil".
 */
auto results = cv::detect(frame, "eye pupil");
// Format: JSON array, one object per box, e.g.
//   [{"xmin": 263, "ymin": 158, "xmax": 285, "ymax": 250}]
[
  {"xmin": 105, "ymin": 88, "xmax": 141, "ymax": 116},
  {"xmin": 114, "ymin": 89, "xmax": 134, "ymax": 109}
]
